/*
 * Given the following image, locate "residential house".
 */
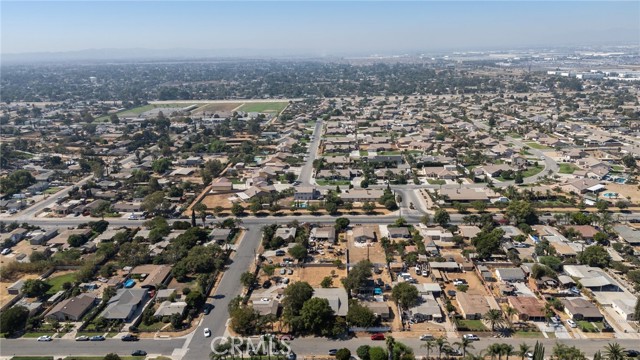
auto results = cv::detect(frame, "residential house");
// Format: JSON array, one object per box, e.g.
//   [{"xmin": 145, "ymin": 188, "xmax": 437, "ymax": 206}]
[
  {"xmin": 101, "ymin": 288, "xmax": 149, "ymax": 321},
  {"xmin": 154, "ymin": 301, "xmax": 187, "ymax": 317},
  {"xmin": 495, "ymin": 268, "xmax": 527, "ymax": 282},
  {"xmin": 311, "ymin": 227, "xmax": 336, "ymax": 244},
  {"xmin": 388, "ymin": 227, "xmax": 410, "ymax": 239},
  {"xmin": 312, "ymin": 288, "xmax": 348, "ymax": 316},
  {"xmin": 507, "ymin": 296, "xmax": 546, "ymax": 322},
  {"xmin": 561, "ymin": 298, "xmax": 603, "ymax": 321},
  {"xmin": 340, "ymin": 189, "xmax": 384, "ymax": 202},
  {"xmin": 353, "ymin": 226, "xmax": 376, "ymax": 243},
  {"xmin": 456, "ymin": 293, "xmax": 499, "ymax": 320},
  {"xmin": 46, "ymin": 294, "xmax": 97, "ymax": 321},
  {"xmin": 294, "ymin": 186, "xmax": 320, "ymax": 201}
]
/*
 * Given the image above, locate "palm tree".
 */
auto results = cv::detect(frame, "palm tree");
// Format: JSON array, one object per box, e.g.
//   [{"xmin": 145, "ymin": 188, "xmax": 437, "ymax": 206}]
[
  {"xmin": 484, "ymin": 309, "xmax": 504, "ymax": 332},
  {"xmin": 502, "ymin": 344, "xmax": 514, "ymax": 360},
  {"xmin": 435, "ymin": 336, "xmax": 448, "ymax": 360},
  {"xmin": 454, "ymin": 337, "xmax": 475, "ymax": 357},
  {"xmin": 464, "ymin": 354, "xmax": 485, "ymax": 360},
  {"xmin": 603, "ymin": 342, "xmax": 626, "ymax": 360},
  {"xmin": 518, "ymin": 343, "xmax": 532, "ymax": 360},
  {"xmin": 505, "ymin": 306, "xmax": 517, "ymax": 329},
  {"xmin": 421, "ymin": 340, "xmax": 435, "ymax": 360},
  {"xmin": 487, "ymin": 343, "xmax": 503, "ymax": 360}
]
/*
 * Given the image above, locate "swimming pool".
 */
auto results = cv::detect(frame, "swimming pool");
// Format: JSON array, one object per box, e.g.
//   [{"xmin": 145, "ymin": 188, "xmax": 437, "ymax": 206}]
[{"xmin": 602, "ymin": 192, "xmax": 618, "ymax": 199}]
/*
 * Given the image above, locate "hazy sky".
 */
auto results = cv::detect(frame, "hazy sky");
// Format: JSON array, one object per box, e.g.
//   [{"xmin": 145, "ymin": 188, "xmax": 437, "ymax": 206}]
[{"xmin": 1, "ymin": 1, "xmax": 639, "ymax": 55}]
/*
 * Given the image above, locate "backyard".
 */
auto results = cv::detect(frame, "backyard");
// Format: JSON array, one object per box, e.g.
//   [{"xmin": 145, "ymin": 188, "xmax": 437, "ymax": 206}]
[
  {"xmin": 45, "ymin": 272, "xmax": 77, "ymax": 295},
  {"xmin": 559, "ymin": 163, "xmax": 580, "ymax": 174}
]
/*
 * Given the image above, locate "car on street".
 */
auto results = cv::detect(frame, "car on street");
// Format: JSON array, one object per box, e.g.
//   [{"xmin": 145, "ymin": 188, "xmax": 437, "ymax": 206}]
[
  {"xmin": 462, "ymin": 334, "xmax": 479, "ymax": 341},
  {"xmin": 370, "ymin": 333, "xmax": 385, "ymax": 340},
  {"xmin": 121, "ymin": 334, "xmax": 138, "ymax": 341},
  {"xmin": 75, "ymin": 336, "xmax": 89, "ymax": 341},
  {"xmin": 204, "ymin": 328, "xmax": 211, "ymax": 337},
  {"xmin": 624, "ymin": 350, "xmax": 640, "ymax": 358},
  {"xmin": 132, "ymin": 350, "xmax": 147, "ymax": 356},
  {"xmin": 328, "ymin": 349, "xmax": 338, "ymax": 356},
  {"xmin": 419, "ymin": 334, "xmax": 434, "ymax": 341},
  {"xmin": 37, "ymin": 335, "xmax": 52, "ymax": 341},
  {"xmin": 203, "ymin": 303, "xmax": 214, "ymax": 315},
  {"xmin": 566, "ymin": 319, "xmax": 577, "ymax": 328},
  {"xmin": 90, "ymin": 335, "xmax": 105, "ymax": 341}
]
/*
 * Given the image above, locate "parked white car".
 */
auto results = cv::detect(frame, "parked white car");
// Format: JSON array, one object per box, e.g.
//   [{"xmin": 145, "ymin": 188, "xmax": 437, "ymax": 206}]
[
  {"xmin": 462, "ymin": 334, "xmax": 479, "ymax": 341},
  {"xmin": 204, "ymin": 328, "xmax": 211, "ymax": 337},
  {"xmin": 566, "ymin": 319, "xmax": 577, "ymax": 328}
]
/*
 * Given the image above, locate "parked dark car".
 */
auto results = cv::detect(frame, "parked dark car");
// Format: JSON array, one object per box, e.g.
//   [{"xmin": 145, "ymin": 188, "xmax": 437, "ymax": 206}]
[
  {"xmin": 263, "ymin": 280, "xmax": 272, "ymax": 289},
  {"xmin": 121, "ymin": 334, "xmax": 138, "ymax": 341},
  {"xmin": 132, "ymin": 350, "xmax": 147, "ymax": 356},
  {"xmin": 203, "ymin": 304, "xmax": 214, "ymax": 315}
]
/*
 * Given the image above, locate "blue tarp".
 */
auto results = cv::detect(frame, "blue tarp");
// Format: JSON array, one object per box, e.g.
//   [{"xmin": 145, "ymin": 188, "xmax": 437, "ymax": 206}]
[{"xmin": 124, "ymin": 279, "xmax": 135, "ymax": 288}]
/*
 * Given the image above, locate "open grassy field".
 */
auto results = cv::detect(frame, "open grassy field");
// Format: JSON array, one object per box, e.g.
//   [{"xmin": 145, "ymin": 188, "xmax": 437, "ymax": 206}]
[
  {"xmin": 526, "ymin": 142, "xmax": 552, "ymax": 150},
  {"xmin": 193, "ymin": 102, "xmax": 243, "ymax": 113},
  {"xmin": 239, "ymin": 102, "xmax": 288, "ymax": 113},
  {"xmin": 45, "ymin": 272, "xmax": 77, "ymax": 295},
  {"xmin": 522, "ymin": 165, "xmax": 545, "ymax": 177}
]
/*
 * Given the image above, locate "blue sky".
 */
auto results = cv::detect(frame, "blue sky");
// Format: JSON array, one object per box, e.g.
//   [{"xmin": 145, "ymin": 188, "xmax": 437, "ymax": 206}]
[{"xmin": 1, "ymin": 1, "xmax": 638, "ymax": 55}]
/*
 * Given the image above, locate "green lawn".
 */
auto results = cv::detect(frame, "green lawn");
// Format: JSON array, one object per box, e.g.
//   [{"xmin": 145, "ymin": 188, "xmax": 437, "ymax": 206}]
[
  {"xmin": 427, "ymin": 179, "xmax": 446, "ymax": 185},
  {"xmin": 315, "ymin": 180, "xmax": 352, "ymax": 186},
  {"xmin": 64, "ymin": 357, "xmax": 145, "ymax": 360},
  {"xmin": 359, "ymin": 150, "xmax": 368, "ymax": 156},
  {"xmin": 507, "ymin": 132, "xmax": 523, "ymax": 139},
  {"xmin": 611, "ymin": 165, "xmax": 624, "ymax": 171},
  {"xmin": 378, "ymin": 151, "xmax": 402, "ymax": 155},
  {"xmin": 457, "ymin": 319, "xmax": 487, "ymax": 331},
  {"xmin": 44, "ymin": 187, "xmax": 62, "ymax": 194},
  {"xmin": 526, "ymin": 142, "xmax": 552, "ymax": 150},
  {"xmin": 522, "ymin": 165, "xmax": 545, "ymax": 177},
  {"xmin": 45, "ymin": 273, "xmax": 77, "ymax": 295},
  {"xmin": 578, "ymin": 321, "xmax": 598, "ymax": 332},
  {"xmin": 137, "ymin": 321, "xmax": 167, "ymax": 332},
  {"xmin": 12, "ymin": 357, "xmax": 54, "ymax": 360},
  {"xmin": 514, "ymin": 330, "xmax": 543, "ymax": 338},
  {"xmin": 238, "ymin": 102, "xmax": 288, "ymax": 114},
  {"xmin": 22, "ymin": 332, "xmax": 55, "ymax": 338},
  {"xmin": 559, "ymin": 163, "xmax": 579, "ymax": 174}
]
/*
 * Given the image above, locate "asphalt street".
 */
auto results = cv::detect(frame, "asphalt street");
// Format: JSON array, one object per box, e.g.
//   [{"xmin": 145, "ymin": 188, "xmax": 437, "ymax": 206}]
[
  {"xmin": 181, "ymin": 226, "xmax": 264, "ymax": 359},
  {"xmin": 299, "ymin": 120, "xmax": 323, "ymax": 186}
]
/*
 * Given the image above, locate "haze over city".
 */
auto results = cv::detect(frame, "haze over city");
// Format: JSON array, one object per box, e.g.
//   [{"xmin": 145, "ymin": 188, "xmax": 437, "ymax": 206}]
[{"xmin": 2, "ymin": 1, "xmax": 639, "ymax": 60}]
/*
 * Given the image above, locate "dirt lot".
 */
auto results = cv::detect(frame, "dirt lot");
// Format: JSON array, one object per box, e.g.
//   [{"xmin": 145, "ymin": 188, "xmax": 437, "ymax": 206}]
[
  {"xmin": 0, "ymin": 240, "xmax": 39, "ymax": 265},
  {"xmin": 294, "ymin": 266, "xmax": 347, "ymax": 287},
  {"xmin": 200, "ymin": 193, "xmax": 237, "ymax": 210},
  {"xmin": 442, "ymin": 271, "xmax": 489, "ymax": 296},
  {"xmin": 348, "ymin": 238, "xmax": 386, "ymax": 265},
  {"xmin": 0, "ymin": 274, "xmax": 40, "ymax": 308},
  {"xmin": 604, "ymin": 183, "xmax": 640, "ymax": 203}
]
